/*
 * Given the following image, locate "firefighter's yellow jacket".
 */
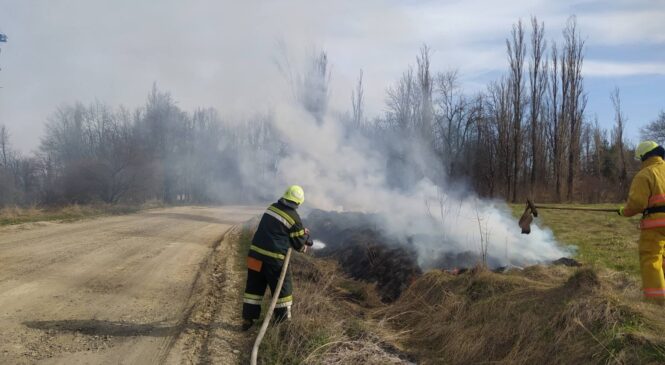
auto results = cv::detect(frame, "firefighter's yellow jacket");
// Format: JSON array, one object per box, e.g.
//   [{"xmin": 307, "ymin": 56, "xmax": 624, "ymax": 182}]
[{"xmin": 621, "ymin": 156, "xmax": 665, "ymax": 228}]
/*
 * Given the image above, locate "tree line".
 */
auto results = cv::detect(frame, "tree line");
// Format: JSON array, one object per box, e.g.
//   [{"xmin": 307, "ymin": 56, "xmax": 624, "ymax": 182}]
[
  {"xmin": 366, "ymin": 16, "xmax": 658, "ymax": 203},
  {"xmin": 1, "ymin": 16, "xmax": 663, "ymax": 207},
  {"xmin": 0, "ymin": 85, "xmax": 285, "ymax": 206}
]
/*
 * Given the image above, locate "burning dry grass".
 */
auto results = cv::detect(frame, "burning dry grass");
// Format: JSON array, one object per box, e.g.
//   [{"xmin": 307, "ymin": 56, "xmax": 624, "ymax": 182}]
[{"xmin": 380, "ymin": 265, "xmax": 665, "ymax": 364}]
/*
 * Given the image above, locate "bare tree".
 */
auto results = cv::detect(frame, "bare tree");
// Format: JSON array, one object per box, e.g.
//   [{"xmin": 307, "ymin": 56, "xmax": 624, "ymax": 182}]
[
  {"xmin": 528, "ymin": 16, "xmax": 548, "ymax": 196},
  {"xmin": 0, "ymin": 124, "xmax": 15, "ymax": 206},
  {"xmin": 547, "ymin": 42, "xmax": 564, "ymax": 201},
  {"xmin": 547, "ymin": 43, "xmax": 562, "ymax": 201},
  {"xmin": 434, "ymin": 70, "xmax": 474, "ymax": 177},
  {"xmin": 417, "ymin": 45, "xmax": 434, "ymax": 146},
  {"xmin": 301, "ymin": 51, "xmax": 331, "ymax": 124},
  {"xmin": 351, "ymin": 69, "xmax": 365, "ymax": 128},
  {"xmin": 506, "ymin": 19, "xmax": 526, "ymax": 202},
  {"xmin": 591, "ymin": 118, "xmax": 605, "ymax": 180},
  {"xmin": 562, "ymin": 17, "xmax": 586, "ymax": 201},
  {"xmin": 275, "ymin": 47, "xmax": 331, "ymax": 124},
  {"xmin": 488, "ymin": 77, "xmax": 512, "ymax": 198},
  {"xmin": 0, "ymin": 124, "xmax": 9, "ymax": 168},
  {"xmin": 386, "ymin": 67, "xmax": 421, "ymax": 133},
  {"xmin": 610, "ymin": 87, "xmax": 627, "ymax": 191},
  {"xmin": 641, "ymin": 111, "xmax": 665, "ymax": 143},
  {"xmin": 472, "ymin": 95, "xmax": 496, "ymax": 196}
]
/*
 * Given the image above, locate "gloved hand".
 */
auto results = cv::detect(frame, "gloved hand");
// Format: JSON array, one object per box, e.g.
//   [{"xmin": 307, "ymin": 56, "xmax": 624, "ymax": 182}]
[
  {"xmin": 304, "ymin": 228, "xmax": 313, "ymax": 246},
  {"xmin": 617, "ymin": 206, "xmax": 624, "ymax": 216},
  {"xmin": 301, "ymin": 240, "xmax": 313, "ymax": 253}
]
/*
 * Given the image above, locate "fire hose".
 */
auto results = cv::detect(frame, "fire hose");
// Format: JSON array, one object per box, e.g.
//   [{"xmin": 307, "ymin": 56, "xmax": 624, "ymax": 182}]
[
  {"xmin": 519, "ymin": 198, "xmax": 617, "ymax": 234},
  {"xmin": 250, "ymin": 247, "xmax": 292, "ymax": 365}
]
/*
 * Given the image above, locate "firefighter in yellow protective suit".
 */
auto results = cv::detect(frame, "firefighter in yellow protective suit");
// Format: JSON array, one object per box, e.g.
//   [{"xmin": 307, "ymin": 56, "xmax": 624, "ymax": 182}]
[{"xmin": 619, "ymin": 141, "xmax": 665, "ymax": 304}]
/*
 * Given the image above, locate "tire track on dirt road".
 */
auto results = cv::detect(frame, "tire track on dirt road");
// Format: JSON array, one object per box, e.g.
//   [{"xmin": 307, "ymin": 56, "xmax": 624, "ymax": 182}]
[
  {"xmin": 163, "ymin": 223, "xmax": 255, "ymax": 365},
  {"xmin": 156, "ymin": 227, "xmax": 233, "ymax": 364}
]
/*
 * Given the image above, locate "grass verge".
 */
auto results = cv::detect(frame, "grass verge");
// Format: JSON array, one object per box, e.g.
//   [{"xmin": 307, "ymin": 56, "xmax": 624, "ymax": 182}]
[
  {"xmin": 238, "ymin": 224, "xmax": 410, "ymax": 365},
  {"xmin": 238, "ymin": 208, "xmax": 665, "ymax": 364},
  {"xmin": 0, "ymin": 201, "xmax": 163, "ymax": 226},
  {"xmin": 259, "ymin": 253, "xmax": 412, "ymax": 365},
  {"xmin": 382, "ymin": 265, "xmax": 665, "ymax": 364}
]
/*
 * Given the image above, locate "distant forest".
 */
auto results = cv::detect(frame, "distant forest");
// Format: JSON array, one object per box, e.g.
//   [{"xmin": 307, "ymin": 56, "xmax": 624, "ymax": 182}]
[{"xmin": 1, "ymin": 16, "xmax": 664, "ymax": 207}]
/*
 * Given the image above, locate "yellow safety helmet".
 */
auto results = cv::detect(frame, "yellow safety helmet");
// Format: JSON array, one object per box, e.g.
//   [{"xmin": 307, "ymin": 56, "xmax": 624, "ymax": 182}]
[
  {"xmin": 282, "ymin": 185, "xmax": 305, "ymax": 205},
  {"xmin": 635, "ymin": 141, "xmax": 660, "ymax": 161}
]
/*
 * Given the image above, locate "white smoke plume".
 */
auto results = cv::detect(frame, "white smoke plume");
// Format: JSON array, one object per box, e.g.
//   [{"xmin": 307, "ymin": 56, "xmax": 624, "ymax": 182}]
[{"xmin": 248, "ymin": 54, "xmax": 572, "ymax": 268}]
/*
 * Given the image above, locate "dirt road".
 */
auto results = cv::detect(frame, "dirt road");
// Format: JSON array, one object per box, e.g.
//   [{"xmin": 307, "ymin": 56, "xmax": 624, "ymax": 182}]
[{"xmin": 0, "ymin": 206, "xmax": 261, "ymax": 364}]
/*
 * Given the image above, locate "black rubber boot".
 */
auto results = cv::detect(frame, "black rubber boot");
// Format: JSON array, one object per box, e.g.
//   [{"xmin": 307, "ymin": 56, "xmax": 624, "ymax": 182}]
[{"xmin": 242, "ymin": 319, "xmax": 254, "ymax": 331}]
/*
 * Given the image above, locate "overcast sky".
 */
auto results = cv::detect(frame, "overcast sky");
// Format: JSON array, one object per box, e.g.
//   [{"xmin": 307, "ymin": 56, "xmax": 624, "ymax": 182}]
[{"xmin": 1, "ymin": 0, "xmax": 664, "ymax": 153}]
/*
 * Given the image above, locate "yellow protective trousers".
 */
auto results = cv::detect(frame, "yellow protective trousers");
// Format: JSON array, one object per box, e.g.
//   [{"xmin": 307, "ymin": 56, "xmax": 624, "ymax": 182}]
[{"xmin": 638, "ymin": 228, "xmax": 665, "ymax": 302}]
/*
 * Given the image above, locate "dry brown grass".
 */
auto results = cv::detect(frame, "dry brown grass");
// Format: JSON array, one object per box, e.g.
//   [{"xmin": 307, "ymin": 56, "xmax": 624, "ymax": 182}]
[
  {"xmin": 251, "ymin": 251, "xmax": 412, "ymax": 365},
  {"xmin": 0, "ymin": 203, "xmax": 148, "ymax": 226},
  {"xmin": 380, "ymin": 265, "xmax": 665, "ymax": 364},
  {"xmin": 242, "ymin": 212, "xmax": 665, "ymax": 364}
]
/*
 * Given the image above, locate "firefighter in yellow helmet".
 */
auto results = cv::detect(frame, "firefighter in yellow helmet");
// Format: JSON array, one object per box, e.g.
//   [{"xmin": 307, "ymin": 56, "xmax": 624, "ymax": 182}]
[
  {"xmin": 618, "ymin": 141, "xmax": 665, "ymax": 304},
  {"xmin": 241, "ymin": 185, "xmax": 313, "ymax": 330}
]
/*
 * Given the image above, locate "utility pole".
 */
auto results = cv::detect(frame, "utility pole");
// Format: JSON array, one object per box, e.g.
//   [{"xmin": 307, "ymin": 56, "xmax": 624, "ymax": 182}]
[
  {"xmin": 0, "ymin": 33, "xmax": 7, "ymax": 89},
  {"xmin": 0, "ymin": 32, "xmax": 7, "ymax": 76}
]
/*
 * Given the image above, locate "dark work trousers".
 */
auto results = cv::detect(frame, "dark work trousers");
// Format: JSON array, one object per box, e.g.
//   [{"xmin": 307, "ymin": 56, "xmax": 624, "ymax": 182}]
[{"xmin": 242, "ymin": 257, "xmax": 293, "ymax": 321}]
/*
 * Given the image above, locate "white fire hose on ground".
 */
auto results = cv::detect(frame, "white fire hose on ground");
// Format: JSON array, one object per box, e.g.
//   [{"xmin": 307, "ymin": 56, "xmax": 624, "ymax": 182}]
[{"xmin": 250, "ymin": 247, "xmax": 293, "ymax": 365}]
